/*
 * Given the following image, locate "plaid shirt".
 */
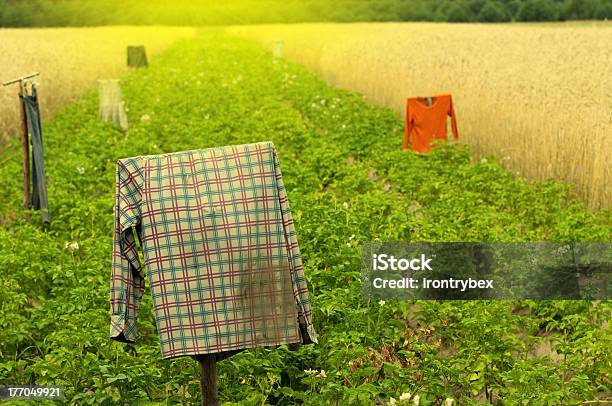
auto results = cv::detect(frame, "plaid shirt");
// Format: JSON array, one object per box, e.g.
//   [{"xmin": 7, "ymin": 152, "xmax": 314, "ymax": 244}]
[{"xmin": 109, "ymin": 141, "xmax": 317, "ymax": 359}]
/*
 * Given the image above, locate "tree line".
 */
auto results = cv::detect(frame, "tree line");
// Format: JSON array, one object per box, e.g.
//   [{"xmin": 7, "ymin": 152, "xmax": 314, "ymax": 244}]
[{"xmin": 1, "ymin": 0, "xmax": 611, "ymax": 26}]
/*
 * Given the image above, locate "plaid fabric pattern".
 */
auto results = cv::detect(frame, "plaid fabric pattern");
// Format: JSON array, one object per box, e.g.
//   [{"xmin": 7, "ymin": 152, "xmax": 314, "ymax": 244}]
[{"xmin": 110, "ymin": 141, "xmax": 317, "ymax": 359}]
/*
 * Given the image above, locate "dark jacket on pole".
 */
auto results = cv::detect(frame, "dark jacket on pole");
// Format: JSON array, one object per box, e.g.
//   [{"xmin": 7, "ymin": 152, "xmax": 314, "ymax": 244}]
[{"xmin": 23, "ymin": 84, "xmax": 50, "ymax": 224}]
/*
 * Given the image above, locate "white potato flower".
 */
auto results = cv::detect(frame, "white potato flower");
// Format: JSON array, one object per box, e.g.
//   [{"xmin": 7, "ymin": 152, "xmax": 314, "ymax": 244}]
[{"xmin": 64, "ymin": 242, "xmax": 80, "ymax": 251}]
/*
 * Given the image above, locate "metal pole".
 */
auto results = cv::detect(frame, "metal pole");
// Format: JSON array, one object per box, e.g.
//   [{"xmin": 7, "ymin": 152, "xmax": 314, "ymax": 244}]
[{"xmin": 195, "ymin": 354, "xmax": 218, "ymax": 406}]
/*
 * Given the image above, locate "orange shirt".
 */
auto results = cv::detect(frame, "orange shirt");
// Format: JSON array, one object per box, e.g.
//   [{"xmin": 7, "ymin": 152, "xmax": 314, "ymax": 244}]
[{"xmin": 403, "ymin": 94, "xmax": 459, "ymax": 153}]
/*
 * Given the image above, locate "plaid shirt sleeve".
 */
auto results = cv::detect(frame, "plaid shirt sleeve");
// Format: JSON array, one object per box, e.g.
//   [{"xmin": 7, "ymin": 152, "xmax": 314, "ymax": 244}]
[
  {"xmin": 109, "ymin": 157, "xmax": 145, "ymax": 343},
  {"xmin": 273, "ymin": 150, "xmax": 318, "ymax": 344}
]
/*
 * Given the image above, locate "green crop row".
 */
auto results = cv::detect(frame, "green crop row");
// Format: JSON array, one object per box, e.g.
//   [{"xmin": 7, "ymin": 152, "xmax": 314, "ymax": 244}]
[{"xmin": 0, "ymin": 30, "xmax": 610, "ymax": 405}]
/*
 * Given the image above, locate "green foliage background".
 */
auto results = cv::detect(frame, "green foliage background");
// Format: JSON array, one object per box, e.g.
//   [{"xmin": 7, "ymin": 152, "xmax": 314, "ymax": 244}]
[
  {"xmin": 0, "ymin": 30, "xmax": 610, "ymax": 404},
  {"xmin": 1, "ymin": 0, "xmax": 612, "ymax": 26}
]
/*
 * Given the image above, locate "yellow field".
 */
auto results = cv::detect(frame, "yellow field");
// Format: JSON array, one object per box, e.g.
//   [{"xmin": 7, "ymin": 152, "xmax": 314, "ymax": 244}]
[
  {"xmin": 227, "ymin": 22, "xmax": 612, "ymax": 210},
  {"xmin": 0, "ymin": 26, "xmax": 196, "ymax": 145}
]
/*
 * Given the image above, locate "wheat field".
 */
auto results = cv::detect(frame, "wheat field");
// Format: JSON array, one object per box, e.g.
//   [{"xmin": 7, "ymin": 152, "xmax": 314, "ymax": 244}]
[
  {"xmin": 0, "ymin": 26, "xmax": 196, "ymax": 145},
  {"xmin": 228, "ymin": 22, "xmax": 612, "ymax": 210}
]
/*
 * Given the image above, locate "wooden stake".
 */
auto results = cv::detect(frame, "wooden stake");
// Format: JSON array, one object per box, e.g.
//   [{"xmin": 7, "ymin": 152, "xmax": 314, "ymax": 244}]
[
  {"xmin": 195, "ymin": 354, "xmax": 218, "ymax": 406},
  {"xmin": 3, "ymin": 72, "xmax": 39, "ymax": 222}
]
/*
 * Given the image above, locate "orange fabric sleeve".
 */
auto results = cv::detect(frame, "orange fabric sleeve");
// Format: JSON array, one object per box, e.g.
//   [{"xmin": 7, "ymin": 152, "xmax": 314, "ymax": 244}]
[{"xmin": 448, "ymin": 95, "xmax": 459, "ymax": 140}]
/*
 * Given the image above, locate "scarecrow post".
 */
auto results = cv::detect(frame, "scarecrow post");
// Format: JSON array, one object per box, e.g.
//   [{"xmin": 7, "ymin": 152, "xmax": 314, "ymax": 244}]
[
  {"xmin": 2, "ymin": 72, "xmax": 40, "ymax": 221},
  {"xmin": 194, "ymin": 354, "xmax": 218, "ymax": 406}
]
